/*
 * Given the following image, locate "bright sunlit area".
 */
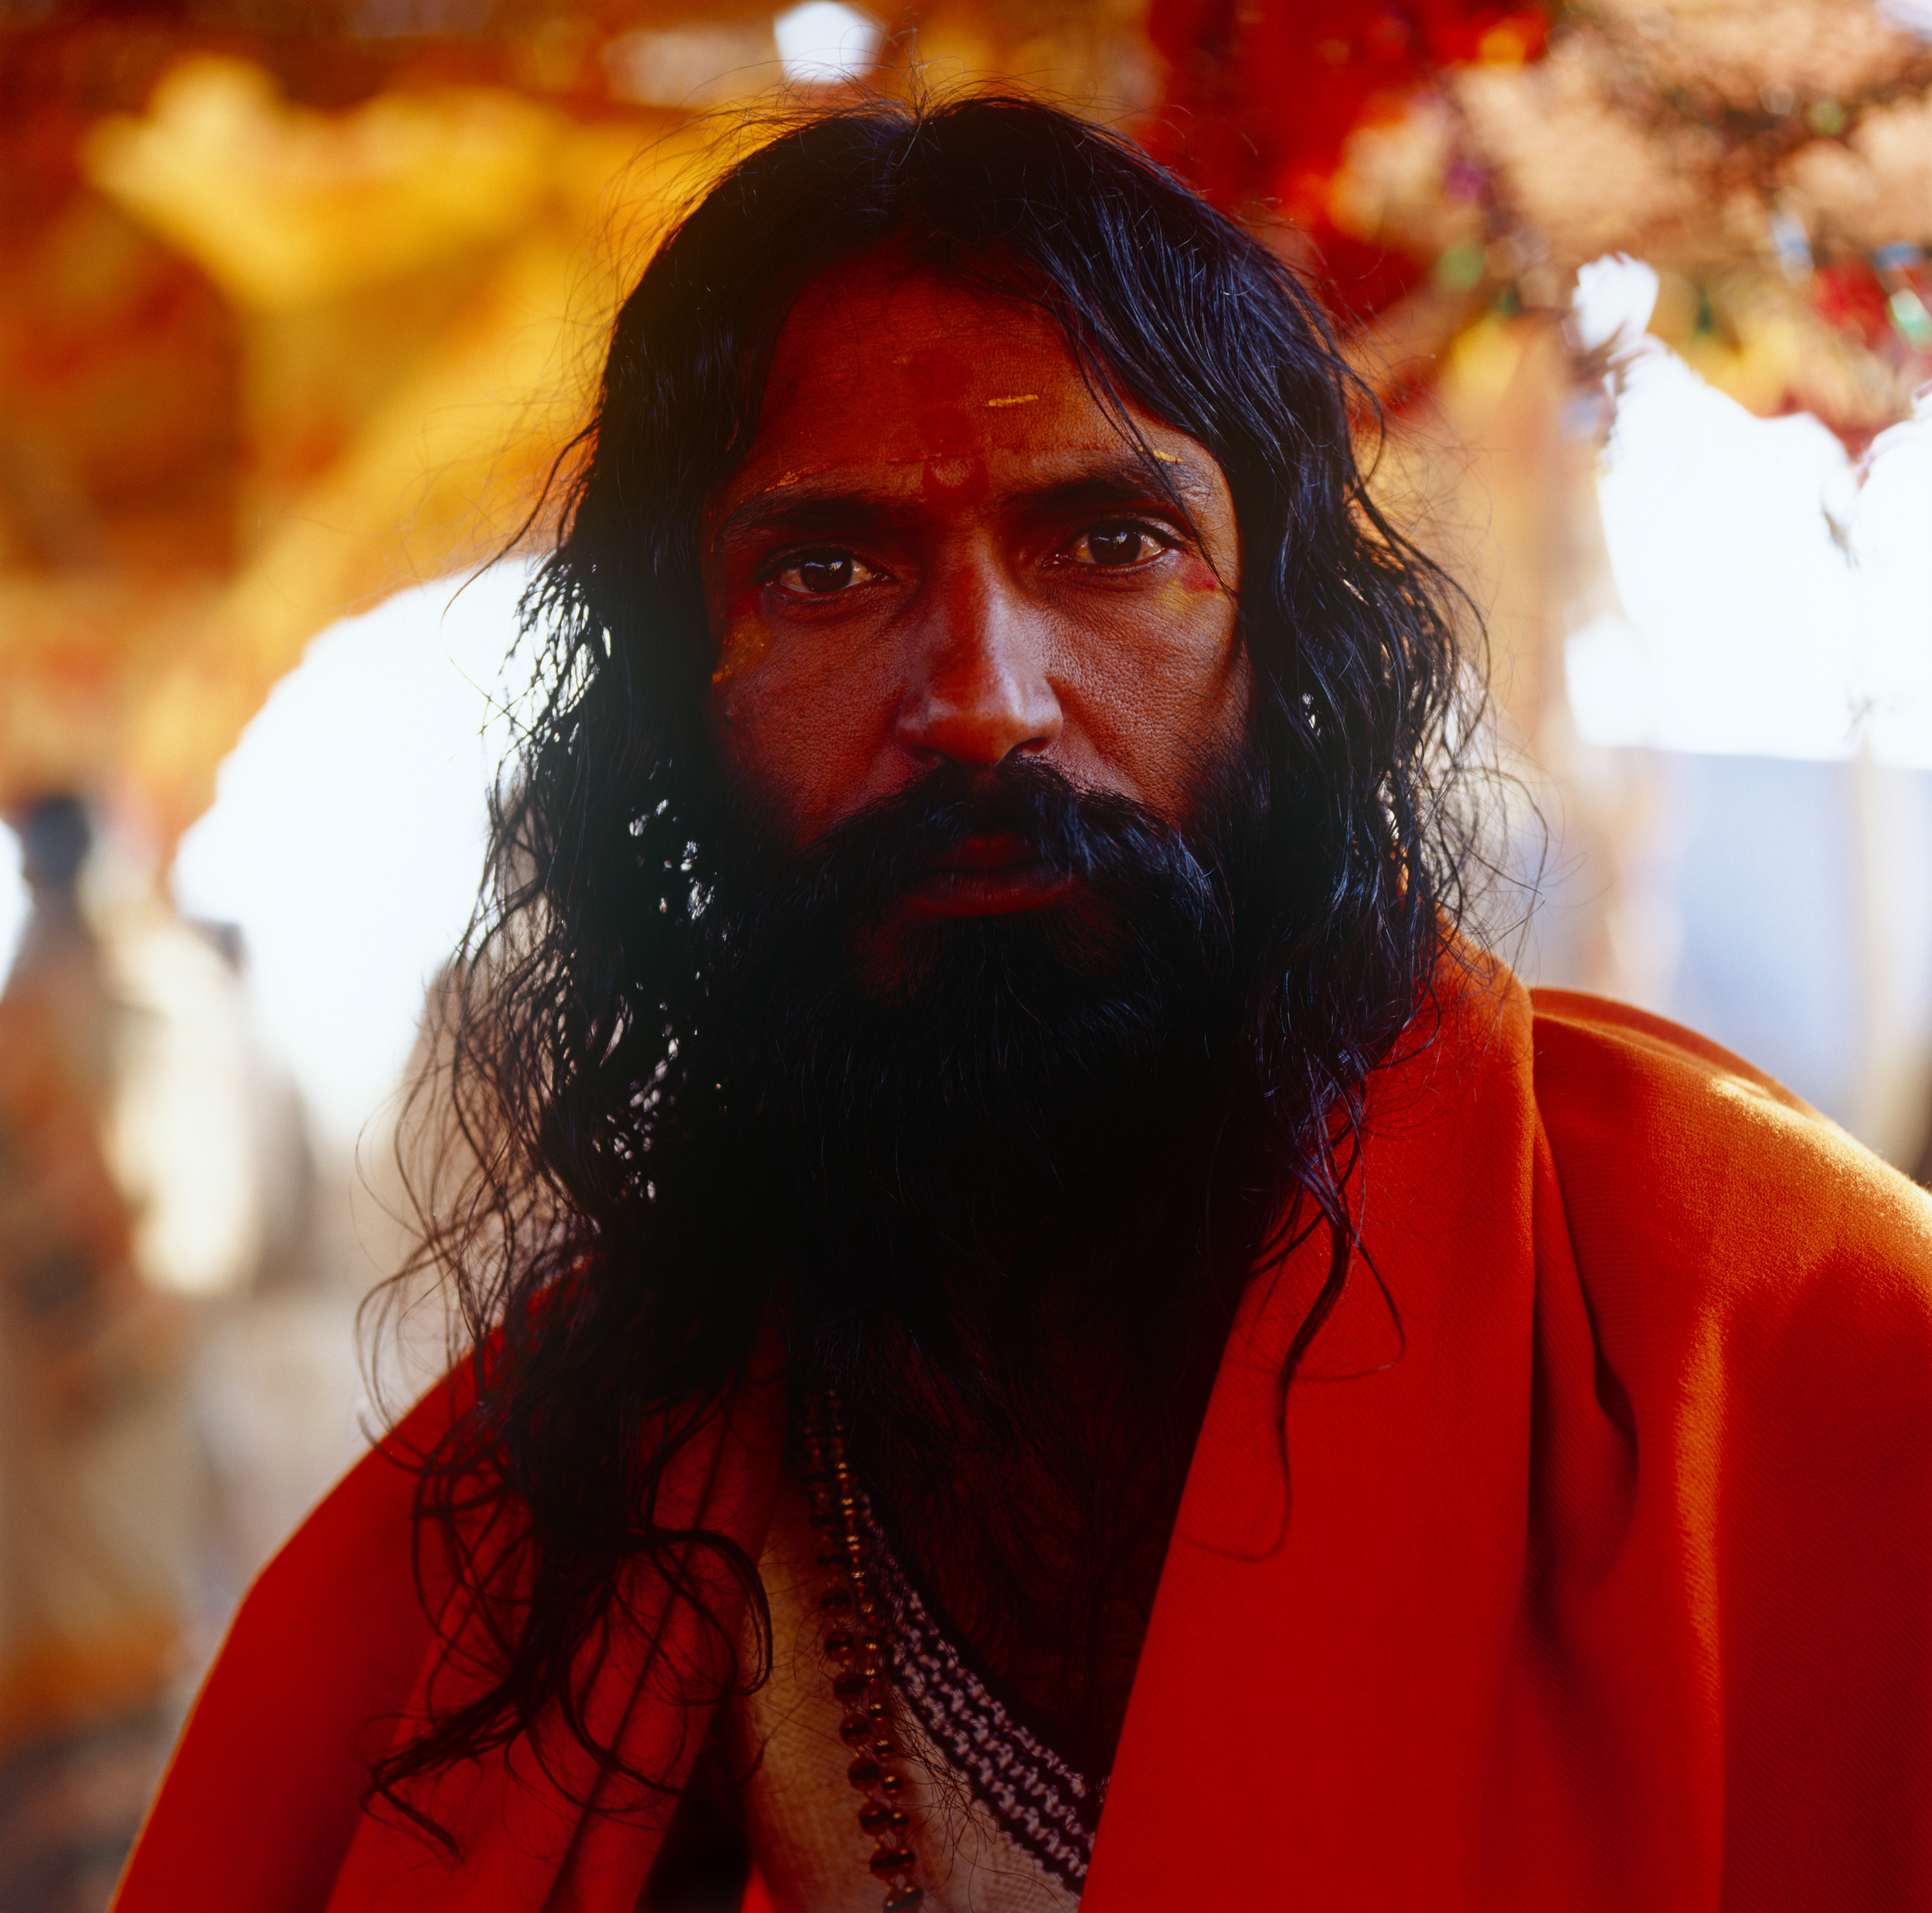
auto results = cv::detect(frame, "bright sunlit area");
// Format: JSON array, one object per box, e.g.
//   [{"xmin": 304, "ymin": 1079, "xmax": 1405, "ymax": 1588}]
[
  {"xmin": 1566, "ymin": 257, "xmax": 1932, "ymax": 764},
  {"xmin": 172, "ymin": 562, "xmax": 526, "ymax": 1154}
]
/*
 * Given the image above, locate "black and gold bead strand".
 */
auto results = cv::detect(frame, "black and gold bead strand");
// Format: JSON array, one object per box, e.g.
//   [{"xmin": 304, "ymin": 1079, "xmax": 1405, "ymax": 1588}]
[{"xmin": 800, "ymin": 1391, "xmax": 924, "ymax": 1913}]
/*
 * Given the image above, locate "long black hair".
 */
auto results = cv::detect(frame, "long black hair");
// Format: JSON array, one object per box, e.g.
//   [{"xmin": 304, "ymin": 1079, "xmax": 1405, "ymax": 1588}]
[{"xmin": 373, "ymin": 90, "xmax": 1481, "ymax": 1826}]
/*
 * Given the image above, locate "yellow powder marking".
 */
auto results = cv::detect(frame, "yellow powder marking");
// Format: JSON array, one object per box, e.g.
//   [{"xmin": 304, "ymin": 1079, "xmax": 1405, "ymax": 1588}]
[
  {"xmin": 759, "ymin": 463, "xmax": 837, "ymax": 491},
  {"xmin": 985, "ymin": 393, "xmax": 1040, "ymax": 408},
  {"xmin": 711, "ymin": 620, "xmax": 770, "ymax": 686},
  {"xmin": 1151, "ymin": 449, "xmax": 1181, "ymax": 463}
]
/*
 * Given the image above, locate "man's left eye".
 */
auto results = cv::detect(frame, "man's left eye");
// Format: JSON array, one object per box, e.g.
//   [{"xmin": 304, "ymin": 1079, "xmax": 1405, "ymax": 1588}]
[{"xmin": 1068, "ymin": 523, "xmax": 1168, "ymax": 569}]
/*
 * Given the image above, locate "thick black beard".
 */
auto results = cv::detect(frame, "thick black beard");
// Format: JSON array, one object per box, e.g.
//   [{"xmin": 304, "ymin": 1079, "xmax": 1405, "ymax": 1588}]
[{"xmin": 701, "ymin": 753, "xmax": 1266, "ymax": 1384}]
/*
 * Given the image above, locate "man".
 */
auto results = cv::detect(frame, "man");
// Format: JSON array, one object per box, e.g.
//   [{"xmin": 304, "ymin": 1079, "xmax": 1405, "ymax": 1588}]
[
  {"xmin": 0, "ymin": 799, "xmax": 216, "ymax": 1910},
  {"xmin": 115, "ymin": 97, "xmax": 1932, "ymax": 1913}
]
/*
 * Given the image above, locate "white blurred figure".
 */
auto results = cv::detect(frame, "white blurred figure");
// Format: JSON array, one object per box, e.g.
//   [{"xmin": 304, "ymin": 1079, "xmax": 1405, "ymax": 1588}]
[
  {"xmin": 0, "ymin": 800, "xmax": 213, "ymax": 1913},
  {"xmin": 0, "ymin": 788, "xmax": 332, "ymax": 1910},
  {"xmin": 107, "ymin": 917, "xmax": 266, "ymax": 1303}
]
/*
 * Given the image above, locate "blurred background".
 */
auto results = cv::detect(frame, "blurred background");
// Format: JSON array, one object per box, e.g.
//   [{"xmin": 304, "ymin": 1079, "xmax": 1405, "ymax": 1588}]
[{"xmin": 2, "ymin": 0, "xmax": 1931, "ymax": 1902}]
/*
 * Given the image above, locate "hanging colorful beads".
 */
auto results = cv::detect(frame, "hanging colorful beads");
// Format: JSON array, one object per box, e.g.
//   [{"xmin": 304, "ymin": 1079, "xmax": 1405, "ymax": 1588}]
[{"xmin": 800, "ymin": 1390, "xmax": 925, "ymax": 1913}]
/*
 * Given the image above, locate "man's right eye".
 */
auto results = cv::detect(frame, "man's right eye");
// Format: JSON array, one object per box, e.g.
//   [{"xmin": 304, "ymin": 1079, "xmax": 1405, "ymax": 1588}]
[{"xmin": 774, "ymin": 550, "xmax": 876, "ymax": 597}]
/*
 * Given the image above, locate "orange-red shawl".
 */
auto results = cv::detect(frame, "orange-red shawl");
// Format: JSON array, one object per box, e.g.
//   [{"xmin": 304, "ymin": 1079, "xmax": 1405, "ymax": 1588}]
[{"xmin": 114, "ymin": 970, "xmax": 1932, "ymax": 1910}]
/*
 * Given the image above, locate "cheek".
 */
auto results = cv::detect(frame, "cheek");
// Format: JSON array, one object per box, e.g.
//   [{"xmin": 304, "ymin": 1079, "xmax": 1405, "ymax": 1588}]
[
  {"xmin": 1131, "ymin": 557, "xmax": 1233, "ymax": 651},
  {"xmin": 1060, "ymin": 596, "xmax": 1245, "ymax": 805},
  {"xmin": 1145, "ymin": 566, "xmax": 1229, "ymax": 628},
  {"xmin": 709, "ymin": 631, "xmax": 905, "ymax": 842},
  {"xmin": 711, "ymin": 588, "xmax": 770, "ymax": 686},
  {"xmin": 710, "ymin": 685, "xmax": 828, "ymax": 842},
  {"xmin": 1117, "ymin": 588, "xmax": 1243, "ymax": 711}
]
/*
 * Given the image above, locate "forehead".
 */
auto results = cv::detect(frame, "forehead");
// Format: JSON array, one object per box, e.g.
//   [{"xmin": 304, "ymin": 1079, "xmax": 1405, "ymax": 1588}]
[{"xmin": 725, "ymin": 257, "xmax": 1195, "ymax": 496}]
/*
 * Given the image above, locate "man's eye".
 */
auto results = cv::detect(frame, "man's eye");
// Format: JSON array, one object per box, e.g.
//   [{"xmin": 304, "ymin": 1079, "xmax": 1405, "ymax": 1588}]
[
  {"xmin": 774, "ymin": 550, "xmax": 875, "ymax": 596},
  {"xmin": 1070, "ymin": 523, "xmax": 1167, "ymax": 568}
]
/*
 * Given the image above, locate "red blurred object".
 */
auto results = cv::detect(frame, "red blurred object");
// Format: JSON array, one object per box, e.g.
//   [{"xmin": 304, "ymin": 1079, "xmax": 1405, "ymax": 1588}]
[
  {"xmin": 1143, "ymin": 0, "xmax": 1548, "ymax": 320},
  {"xmin": 1811, "ymin": 260, "xmax": 1894, "ymax": 350}
]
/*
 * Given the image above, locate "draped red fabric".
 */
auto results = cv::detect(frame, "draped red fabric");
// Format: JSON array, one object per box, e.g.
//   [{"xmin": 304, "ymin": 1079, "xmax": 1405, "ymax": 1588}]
[
  {"xmin": 114, "ymin": 1358, "xmax": 787, "ymax": 1913},
  {"xmin": 114, "ymin": 966, "xmax": 1932, "ymax": 1910}
]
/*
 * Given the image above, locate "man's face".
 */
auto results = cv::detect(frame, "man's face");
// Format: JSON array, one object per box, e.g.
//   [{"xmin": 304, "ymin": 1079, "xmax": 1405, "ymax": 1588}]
[
  {"xmin": 703, "ymin": 258, "xmax": 1247, "ymax": 922},
  {"xmin": 693, "ymin": 259, "xmax": 1262, "ymax": 1283}
]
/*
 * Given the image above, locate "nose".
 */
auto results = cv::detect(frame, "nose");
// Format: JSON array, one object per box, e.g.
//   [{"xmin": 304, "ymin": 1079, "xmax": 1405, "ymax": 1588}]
[{"xmin": 895, "ymin": 563, "xmax": 1063, "ymax": 769}]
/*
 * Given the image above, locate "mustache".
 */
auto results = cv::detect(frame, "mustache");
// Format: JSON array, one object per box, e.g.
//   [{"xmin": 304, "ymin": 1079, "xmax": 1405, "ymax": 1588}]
[{"xmin": 733, "ymin": 757, "xmax": 1219, "ymax": 927}]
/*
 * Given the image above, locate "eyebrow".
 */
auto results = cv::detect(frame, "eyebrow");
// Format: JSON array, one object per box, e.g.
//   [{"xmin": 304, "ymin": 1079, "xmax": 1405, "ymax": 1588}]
[{"xmin": 711, "ymin": 451, "xmax": 1218, "ymax": 552}]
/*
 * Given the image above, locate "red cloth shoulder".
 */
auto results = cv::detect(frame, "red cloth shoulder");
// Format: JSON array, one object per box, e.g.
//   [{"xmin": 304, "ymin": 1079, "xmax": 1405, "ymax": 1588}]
[
  {"xmin": 1529, "ymin": 986, "xmax": 1932, "ymax": 1905},
  {"xmin": 114, "ymin": 1355, "xmax": 784, "ymax": 1913},
  {"xmin": 1087, "ymin": 967, "xmax": 1932, "ymax": 1911},
  {"xmin": 114, "ymin": 1376, "xmax": 462, "ymax": 1911}
]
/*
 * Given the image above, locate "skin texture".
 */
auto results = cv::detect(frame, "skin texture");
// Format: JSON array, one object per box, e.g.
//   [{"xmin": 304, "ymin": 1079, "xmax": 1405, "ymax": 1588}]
[{"xmin": 704, "ymin": 260, "xmax": 1247, "ymax": 921}]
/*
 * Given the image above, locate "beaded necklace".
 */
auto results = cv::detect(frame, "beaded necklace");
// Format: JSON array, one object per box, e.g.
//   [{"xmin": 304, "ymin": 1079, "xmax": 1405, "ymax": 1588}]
[{"xmin": 799, "ymin": 1390, "xmax": 926, "ymax": 1913}]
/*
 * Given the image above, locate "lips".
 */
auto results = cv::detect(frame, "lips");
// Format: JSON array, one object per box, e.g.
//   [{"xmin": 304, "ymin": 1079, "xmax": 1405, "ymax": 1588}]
[
  {"xmin": 937, "ymin": 831, "xmax": 1034, "ymax": 873},
  {"xmin": 904, "ymin": 832, "xmax": 1075, "ymax": 917}
]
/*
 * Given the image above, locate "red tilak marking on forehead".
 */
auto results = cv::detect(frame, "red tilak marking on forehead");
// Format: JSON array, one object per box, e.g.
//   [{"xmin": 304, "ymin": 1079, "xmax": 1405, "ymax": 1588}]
[
  {"xmin": 920, "ymin": 453, "xmax": 990, "ymax": 506},
  {"xmin": 912, "ymin": 404, "xmax": 980, "ymax": 462}
]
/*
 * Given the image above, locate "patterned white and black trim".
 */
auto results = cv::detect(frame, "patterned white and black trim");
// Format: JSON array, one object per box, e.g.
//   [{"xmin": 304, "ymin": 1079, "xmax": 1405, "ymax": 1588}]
[{"xmin": 866, "ymin": 1513, "xmax": 1104, "ymax": 1896}]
